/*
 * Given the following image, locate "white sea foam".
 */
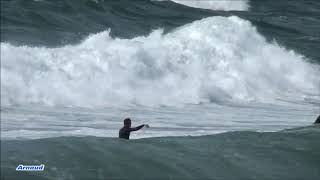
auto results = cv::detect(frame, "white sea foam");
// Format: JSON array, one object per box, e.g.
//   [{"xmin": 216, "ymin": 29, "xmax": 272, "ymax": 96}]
[
  {"xmin": 1, "ymin": 16, "xmax": 319, "ymax": 107},
  {"xmin": 170, "ymin": 0, "xmax": 249, "ymax": 11}
]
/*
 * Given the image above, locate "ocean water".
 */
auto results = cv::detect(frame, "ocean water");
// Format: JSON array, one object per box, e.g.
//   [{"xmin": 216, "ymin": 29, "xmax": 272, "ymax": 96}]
[
  {"xmin": 1, "ymin": 0, "xmax": 320, "ymax": 179},
  {"xmin": 2, "ymin": 127, "xmax": 320, "ymax": 180}
]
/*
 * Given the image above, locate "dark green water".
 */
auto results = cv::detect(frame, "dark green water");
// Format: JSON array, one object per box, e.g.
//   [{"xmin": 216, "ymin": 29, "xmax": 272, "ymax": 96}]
[{"xmin": 2, "ymin": 126, "xmax": 320, "ymax": 180}]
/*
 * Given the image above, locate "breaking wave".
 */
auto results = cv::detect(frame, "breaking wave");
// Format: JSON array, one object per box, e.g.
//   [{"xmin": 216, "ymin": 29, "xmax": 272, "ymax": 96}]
[{"xmin": 1, "ymin": 16, "xmax": 319, "ymax": 107}]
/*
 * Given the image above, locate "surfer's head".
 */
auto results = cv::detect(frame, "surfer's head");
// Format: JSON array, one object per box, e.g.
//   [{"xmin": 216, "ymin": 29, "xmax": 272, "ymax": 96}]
[{"xmin": 124, "ymin": 118, "xmax": 132, "ymax": 127}]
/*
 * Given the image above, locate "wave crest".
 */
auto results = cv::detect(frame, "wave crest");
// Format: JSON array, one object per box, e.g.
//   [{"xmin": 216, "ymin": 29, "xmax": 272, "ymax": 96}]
[{"xmin": 170, "ymin": 0, "xmax": 249, "ymax": 11}]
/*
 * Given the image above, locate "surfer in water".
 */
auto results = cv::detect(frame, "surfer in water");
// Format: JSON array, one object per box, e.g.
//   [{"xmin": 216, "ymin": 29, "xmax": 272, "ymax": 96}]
[
  {"xmin": 119, "ymin": 118, "xmax": 149, "ymax": 139},
  {"xmin": 314, "ymin": 115, "xmax": 320, "ymax": 124}
]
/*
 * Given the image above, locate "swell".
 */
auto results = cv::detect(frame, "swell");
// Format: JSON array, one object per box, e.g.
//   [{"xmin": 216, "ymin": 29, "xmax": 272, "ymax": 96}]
[
  {"xmin": 1, "ymin": 0, "xmax": 223, "ymax": 46},
  {"xmin": 238, "ymin": 0, "xmax": 320, "ymax": 62},
  {"xmin": 2, "ymin": 127, "xmax": 320, "ymax": 180},
  {"xmin": 2, "ymin": 0, "xmax": 320, "ymax": 62}
]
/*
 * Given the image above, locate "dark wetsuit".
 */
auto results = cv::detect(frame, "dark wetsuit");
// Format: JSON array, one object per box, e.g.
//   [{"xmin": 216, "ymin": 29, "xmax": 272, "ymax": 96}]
[
  {"xmin": 315, "ymin": 115, "xmax": 320, "ymax": 124},
  {"xmin": 119, "ymin": 125, "xmax": 144, "ymax": 139}
]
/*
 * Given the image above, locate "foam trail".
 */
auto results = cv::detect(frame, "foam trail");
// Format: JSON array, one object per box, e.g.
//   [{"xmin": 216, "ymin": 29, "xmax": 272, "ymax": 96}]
[
  {"xmin": 170, "ymin": 0, "xmax": 249, "ymax": 11},
  {"xmin": 1, "ymin": 16, "xmax": 319, "ymax": 107}
]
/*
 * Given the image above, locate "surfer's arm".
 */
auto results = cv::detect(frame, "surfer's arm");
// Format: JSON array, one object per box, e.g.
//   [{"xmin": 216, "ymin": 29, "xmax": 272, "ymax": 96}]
[{"xmin": 130, "ymin": 124, "xmax": 145, "ymax": 131}]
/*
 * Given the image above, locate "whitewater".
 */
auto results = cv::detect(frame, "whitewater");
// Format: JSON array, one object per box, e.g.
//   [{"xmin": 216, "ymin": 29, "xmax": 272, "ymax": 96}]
[
  {"xmin": 1, "ymin": 16, "xmax": 319, "ymax": 107},
  {"xmin": 170, "ymin": 0, "xmax": 249, "ymax": 11}
]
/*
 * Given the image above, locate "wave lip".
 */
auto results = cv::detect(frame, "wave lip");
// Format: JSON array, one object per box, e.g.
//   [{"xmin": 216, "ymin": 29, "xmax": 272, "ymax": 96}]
[
  {"xmin": 1, "ymin": 16, "xmax": 319, "ymax": 107},
  {"xmin": 170, "ymin": 0, "xmax": 249, "ymax": 11}
]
